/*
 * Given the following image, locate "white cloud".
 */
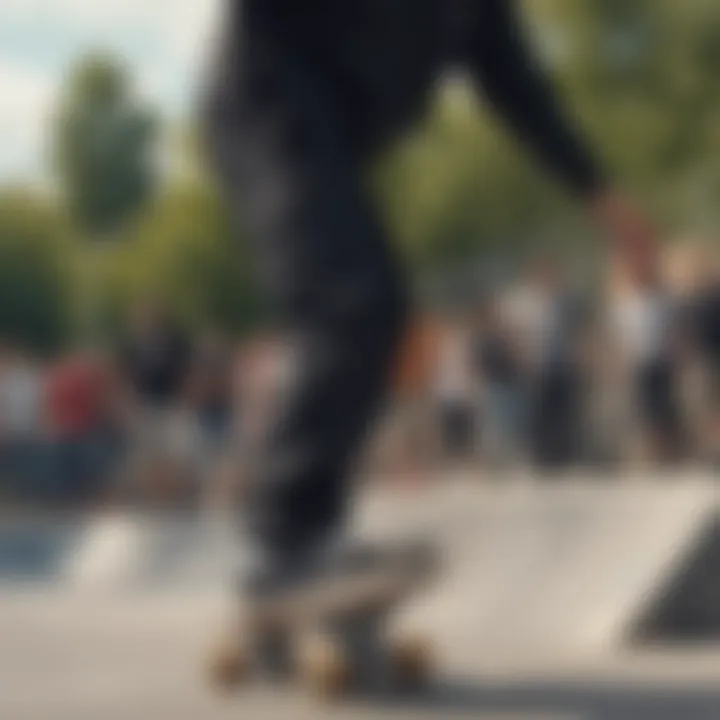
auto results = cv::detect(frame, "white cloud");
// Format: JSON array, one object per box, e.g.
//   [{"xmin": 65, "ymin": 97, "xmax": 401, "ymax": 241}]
[
  {"xmin": 1, "ymin": 0, "xmax": 221, "ymax": 62},
  {"xmin": 0, "ymin": 60, "xmax": 56, "ymax": 181},
  {"xmin": 0, "ymin": 0, "xmax": 224, "ymax": 182}
]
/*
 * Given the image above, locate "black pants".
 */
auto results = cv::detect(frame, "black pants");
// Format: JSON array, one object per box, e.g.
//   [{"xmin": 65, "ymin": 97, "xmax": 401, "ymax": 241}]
[
  {"xmin": 636, "ymin": 360, "xmax": 683, "ymax": 455},
  {"xmin": 439, "ymin": 402, "xmax": 475, "ymax": 461},
  {"xmin": 202, "ymin": 4, "xmax": 421, "ymax": 558},
  {"xmin": 201, "ymin": 0, "xmax": 595, "ymax": 557},
  {"xmin": 530, "ymin": 364, "xmax": 580, "ymax": 470}
]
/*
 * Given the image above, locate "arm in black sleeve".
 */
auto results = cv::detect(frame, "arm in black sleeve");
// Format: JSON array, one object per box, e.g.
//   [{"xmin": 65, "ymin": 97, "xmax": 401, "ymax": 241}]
[{"xmin": 467, "ymin": 0, "xmax": 605, "ymax": 197}]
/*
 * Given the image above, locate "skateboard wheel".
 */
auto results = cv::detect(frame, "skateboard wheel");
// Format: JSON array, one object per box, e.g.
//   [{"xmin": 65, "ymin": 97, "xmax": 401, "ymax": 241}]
[
  {"xmin": 392, "ymin": 635, "xmax": 432, "ymax": 689},
  {"xmin": 208, "ymin": 643, "xmax": 250, "ymax": 692},
  {"xmin": 297, "ymin": 634, "xmax": 352, "ymax": 700}
]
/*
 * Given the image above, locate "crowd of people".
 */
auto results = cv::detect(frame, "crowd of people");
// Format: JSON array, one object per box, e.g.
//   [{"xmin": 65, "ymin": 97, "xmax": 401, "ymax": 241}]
[
  {"xmin": 0, "ymin": 302, "xmax": 241, "ymax": 508},
  {"xmin": 419, "ymin": 253, "xmax": 720, "ymax": 475},
  {"xmin": 1, "ymin": 248, "xmax": 720, "ymax": 509}
]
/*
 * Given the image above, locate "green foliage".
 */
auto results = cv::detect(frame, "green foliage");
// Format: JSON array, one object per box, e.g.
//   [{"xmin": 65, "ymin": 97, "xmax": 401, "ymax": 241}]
[
  {"xmin": 374, "ymin": 79, "xmax": 576, "ymax": 272},
  {"xmin": 374, "ymin": 0, "xmax": 720, "ymax": 275},
  {"xmin": 531, "ymin": 0, "xmax": 720, "ymax": 220},
  {"xmin": 0, "ymin": 192, "xmax": 72, "ymax": 354},
  {"xmin": 102, "ymin": 180, "xmax": 261, "ymax": 336},
  {"xmin": 53, "ymin": 53, "xmax": 158, "ymax": 237},
  {"xmin": 5, "ymin": 2, "xmax": 720, "ymax": 352}
]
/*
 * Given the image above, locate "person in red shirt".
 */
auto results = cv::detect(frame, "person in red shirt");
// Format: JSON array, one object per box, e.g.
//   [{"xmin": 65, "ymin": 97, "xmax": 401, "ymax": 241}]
[{"xmin": 44, "ymin": 347, "xmax": 114, "ymax": 506}]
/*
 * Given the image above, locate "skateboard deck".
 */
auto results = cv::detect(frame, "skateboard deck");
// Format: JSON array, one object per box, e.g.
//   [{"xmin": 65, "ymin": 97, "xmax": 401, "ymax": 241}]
[{"xmin": 208, "ymin": 538, "xmax": 439, "ymax": 698}]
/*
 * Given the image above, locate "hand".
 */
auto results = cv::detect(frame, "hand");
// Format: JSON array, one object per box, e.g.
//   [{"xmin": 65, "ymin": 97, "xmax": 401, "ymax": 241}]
[{"xmin": 590, "ymin": 190, "xmax": 659, "ymax": 288}]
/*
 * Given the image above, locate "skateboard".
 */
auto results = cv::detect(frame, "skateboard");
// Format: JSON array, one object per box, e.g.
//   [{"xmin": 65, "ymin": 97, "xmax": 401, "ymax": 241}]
[{"xmin": 208, "ymin": 539, "xmax": 439, "ymax": 699}]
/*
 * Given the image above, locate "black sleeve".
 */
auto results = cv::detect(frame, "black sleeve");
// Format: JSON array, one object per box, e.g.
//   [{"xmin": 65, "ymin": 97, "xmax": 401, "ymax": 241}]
[{"xmin": 468, "ymin": 0, "xmax": 605, "ymax": 197}]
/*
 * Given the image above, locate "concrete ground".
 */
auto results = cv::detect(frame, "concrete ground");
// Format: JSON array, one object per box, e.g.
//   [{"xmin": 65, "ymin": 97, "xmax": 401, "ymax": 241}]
[{"xmin": 2, "ymin": 475, "xmax": 720, "ymax": 719}]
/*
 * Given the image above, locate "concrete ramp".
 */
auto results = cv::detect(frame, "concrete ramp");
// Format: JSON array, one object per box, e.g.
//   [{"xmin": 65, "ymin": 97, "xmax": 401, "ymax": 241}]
[
  {"xmin": 26, "ymin": 476, "xmax": 719, "ymax": 652},
  {"xmin": 356, "ymin": 478, "xmax": 718, "ymax": 653}
]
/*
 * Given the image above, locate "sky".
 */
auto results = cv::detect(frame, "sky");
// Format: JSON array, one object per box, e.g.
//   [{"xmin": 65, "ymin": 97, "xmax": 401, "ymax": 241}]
[{"xmin": 0, "ymin": 0, "xmax": 223, "ymax": 184}]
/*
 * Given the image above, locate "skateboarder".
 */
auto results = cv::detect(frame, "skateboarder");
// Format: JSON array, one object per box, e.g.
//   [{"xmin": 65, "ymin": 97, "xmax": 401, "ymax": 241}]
[{"xmin": 201, "ymin": 0, "xmax": 657, "ymax": 660}]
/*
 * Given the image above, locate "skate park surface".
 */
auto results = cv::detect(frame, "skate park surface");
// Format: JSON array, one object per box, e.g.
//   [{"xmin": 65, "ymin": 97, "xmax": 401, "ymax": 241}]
[{"xmin": 3, "ymin": 473, "xmax": 720, "ymax": 719}]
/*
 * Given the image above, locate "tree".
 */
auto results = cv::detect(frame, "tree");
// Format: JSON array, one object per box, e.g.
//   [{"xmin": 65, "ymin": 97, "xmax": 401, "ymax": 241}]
[
  {"xmin": 53, "ymin": 53, "xmax": 158, "ymax": 237},
  {"xmin": 374, "ymin": 77, "xmax": 578, "ymax": 273},
  {"xmin": 529, "ymin": 0, "xmax": 720, "ymax": 226},
  {"xmin": 103, "ymin": 179, "xmax": 261, "ymax": 337},
  {"xmin": 372, "ymin": 0, "xmax": 720, "ymax": 282},
  {"xmin": 0, "ymin": 191, "xmax": 72, "ymax": 354}
]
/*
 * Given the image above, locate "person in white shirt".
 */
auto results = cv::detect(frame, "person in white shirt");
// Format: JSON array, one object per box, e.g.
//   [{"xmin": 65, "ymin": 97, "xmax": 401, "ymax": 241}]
[
  {"xmin": 0, "ymin": 346, "xmax": 44, "ymax": 498},
  {"xmin": 611, "ymin": 277, "xmax": 684, "ymax": 464},
  {"xmin": 504, "ymin": 261, "xmax": 585, "ymax": 471}
]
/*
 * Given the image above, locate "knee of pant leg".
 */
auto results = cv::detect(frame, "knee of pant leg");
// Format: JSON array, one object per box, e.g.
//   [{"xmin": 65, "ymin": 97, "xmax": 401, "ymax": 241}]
[
  {"xmin": 330, "ymin": 269, "xmax": 409, "ymax": 355},
  {"xmin": 366, "ymin": 275, "xmax": 409, "ymax": 350}
]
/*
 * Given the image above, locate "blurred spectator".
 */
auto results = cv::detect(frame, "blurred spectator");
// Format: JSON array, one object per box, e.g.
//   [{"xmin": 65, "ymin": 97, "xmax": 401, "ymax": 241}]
[
  {"xmin": 188, "ymin": 329, "xmax": 236, "ymax": 490},
  {"xmin": 120, "ymin": 301, "xmax": 191, "ymax": 408},
  {"xmin": 383, "ymin": 315, "xmax": 445, "ymax": 477},
  {"xmin": 236, "ymin": 333, "xmax": 289, "ymax": 447},
  {"xmin": 0, "ymin": 345, "xmax": 44, "ymax": 499},
  {"xmin": 432, "ymin": 314, "xmax": 476, "ymax": 465},
  {"xmin": 118, "ymin": 301, "xmax": 194, "ymax": 503},
  {"xmin": 44, "ymin": 346, "xmax": 112, "ymax": 505},
  {"xmin": 611, "ymin": 274, "xmax": 685, "ymax": 465},
  {"xmin": 506, "ymin": 260, "xmax": 585, "ymax": 470},
  {"xmin": 685, "ymin": 256, "xmax": 720, "ymax": 465},
  {"xmin": 473, "ymin": 297, "xmax": 526, "ymax": 470},
  {"xmin": 582, "ymin": 316, "xmax": 629, "ymax": 469}
]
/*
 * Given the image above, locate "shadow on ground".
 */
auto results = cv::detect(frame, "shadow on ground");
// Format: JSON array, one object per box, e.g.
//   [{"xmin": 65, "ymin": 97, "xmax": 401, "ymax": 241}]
[{"xmin": 355, "ymin": 679, "xmax": 720, "ymax": 719}]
